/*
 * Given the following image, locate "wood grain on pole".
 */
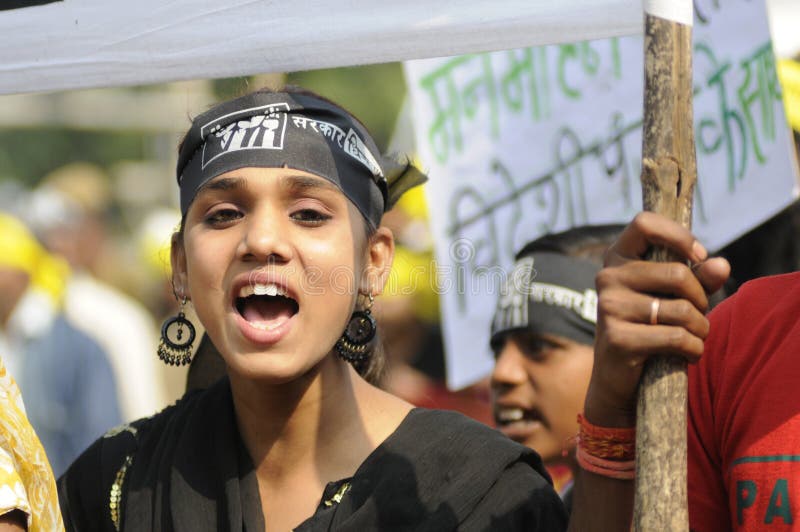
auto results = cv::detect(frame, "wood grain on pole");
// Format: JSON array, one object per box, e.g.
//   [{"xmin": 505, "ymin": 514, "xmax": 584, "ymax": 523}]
[{"xmin": 633, "ymin": 13, "xmax": 696, "ymax": 532}]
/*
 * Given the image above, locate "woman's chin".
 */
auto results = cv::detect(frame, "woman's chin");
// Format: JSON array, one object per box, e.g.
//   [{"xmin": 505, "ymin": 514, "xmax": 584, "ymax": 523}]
[{"xmin": 223, "ymin": 346, "xmax": 333, "ymax": 386}]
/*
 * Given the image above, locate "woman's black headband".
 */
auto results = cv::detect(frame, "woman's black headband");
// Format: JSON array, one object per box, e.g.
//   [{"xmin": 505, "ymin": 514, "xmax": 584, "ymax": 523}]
[{"xmin": 177, "ymin": 91, "xmax": 388, "ymax": 227}]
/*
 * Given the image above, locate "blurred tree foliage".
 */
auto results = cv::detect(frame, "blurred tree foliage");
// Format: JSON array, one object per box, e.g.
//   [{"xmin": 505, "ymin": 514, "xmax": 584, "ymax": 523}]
[
  {"xmin": 0, "ymin": 62, "xmax": 406, "ymax": 186},
  {"xmin": 0, "ymin": 129, "xmax": 151, "ymax": 187},
  {"xmin": 211, "ymin": 62, "xmax": 406, "ymax": 150},
  {"xmin": 287, "ymin": 62, "xmax": 406, "ymax": 151}
]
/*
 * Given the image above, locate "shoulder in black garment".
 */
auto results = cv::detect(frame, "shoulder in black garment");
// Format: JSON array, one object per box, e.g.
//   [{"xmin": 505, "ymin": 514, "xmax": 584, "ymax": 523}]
[{"xmin": 58, "ymin": 378, "xmax": 567, "ymax": 531}]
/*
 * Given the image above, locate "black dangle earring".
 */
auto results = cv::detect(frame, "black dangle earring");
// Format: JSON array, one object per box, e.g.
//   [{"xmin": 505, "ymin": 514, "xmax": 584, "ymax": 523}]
[
  {"xmin": 158, "ymin": 297, "xmax": 196, "ymax": 366},
  {"xmin": 335, "ymin": 293, "xmax": 377, "ymax": 369}
]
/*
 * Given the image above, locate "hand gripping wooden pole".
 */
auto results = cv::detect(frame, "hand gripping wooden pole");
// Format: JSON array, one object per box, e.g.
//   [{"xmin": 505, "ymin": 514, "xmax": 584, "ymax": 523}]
[{"xmin": 634, "ymin": 4, "xmax": 695, "ymax": 531}]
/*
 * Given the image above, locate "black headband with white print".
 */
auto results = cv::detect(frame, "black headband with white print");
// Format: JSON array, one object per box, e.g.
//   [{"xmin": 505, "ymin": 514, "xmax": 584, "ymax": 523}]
[
  {"xmin": 490, "ymin": 251, "xmax": 599, "ymax": 349},
  {"xmin": 177, "ymin": 91, "xmax": 390, "ymax": 227}
]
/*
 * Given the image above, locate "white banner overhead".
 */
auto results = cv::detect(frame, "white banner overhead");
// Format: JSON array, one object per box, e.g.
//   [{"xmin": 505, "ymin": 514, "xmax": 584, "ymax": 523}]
[
  {"xmin": 0, "ymin": 0, "xmax": 647, "ymax": 95},
  {"xmin": 405, "ymin": 0, "xmax": 799, "ymax": 389}
]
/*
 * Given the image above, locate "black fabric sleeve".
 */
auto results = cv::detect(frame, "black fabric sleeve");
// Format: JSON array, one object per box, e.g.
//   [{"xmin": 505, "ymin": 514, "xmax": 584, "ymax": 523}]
[
  {"xmin": 57, "ymin": 423, "xmax": 143, "ymax": 532},
  {"xmin": 458, "ymin": 461, "xmax": 568, "ymax": 531},
  {"xmin": 58, "ymin": 436, "xmax": 115, "ymax": 532}
]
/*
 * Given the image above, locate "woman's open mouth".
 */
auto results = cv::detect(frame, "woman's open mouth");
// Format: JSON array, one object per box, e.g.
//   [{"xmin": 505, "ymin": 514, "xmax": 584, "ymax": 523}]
[{"xmin": 234, "ymin": 281, "xmax": 299, "ymax": 344}]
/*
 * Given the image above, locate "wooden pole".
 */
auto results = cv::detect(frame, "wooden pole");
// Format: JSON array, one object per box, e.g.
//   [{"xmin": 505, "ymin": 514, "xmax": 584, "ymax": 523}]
[{"xmin": 634, "ymin": 9, "xmax": 695, "ymax": 532}]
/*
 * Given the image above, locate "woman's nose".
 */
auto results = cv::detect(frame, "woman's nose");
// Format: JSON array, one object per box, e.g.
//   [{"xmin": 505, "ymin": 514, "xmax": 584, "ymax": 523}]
[{"xmin": 240, "ymin": 209, "xmax": 293, "ymax": 264}]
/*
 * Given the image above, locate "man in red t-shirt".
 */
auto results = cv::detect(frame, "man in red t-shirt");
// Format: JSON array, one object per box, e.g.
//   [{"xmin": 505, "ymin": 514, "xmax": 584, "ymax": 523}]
[{"xmin": 688, "ymin": 270, "xmax": 800, "ymax": 529}]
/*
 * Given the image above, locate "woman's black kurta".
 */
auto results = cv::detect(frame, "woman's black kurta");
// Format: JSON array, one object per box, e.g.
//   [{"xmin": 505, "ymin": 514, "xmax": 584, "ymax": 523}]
[{"xmin": 58, "ymin": 378, "xmax": 567, "ymax": 531}]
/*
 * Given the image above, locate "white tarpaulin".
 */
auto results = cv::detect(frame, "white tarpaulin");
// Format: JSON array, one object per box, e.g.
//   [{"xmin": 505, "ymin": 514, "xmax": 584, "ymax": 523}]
[
  {"xmin": 0, "ymin": 0, "xmax": 648, "ymax": 95},
  {"xmin": 405, "ymin": 0, "xmax": 799, "ymax": 389},
  {"xmin": 0, "ymin": 1, "xmax": 796, "ymax": 95}
]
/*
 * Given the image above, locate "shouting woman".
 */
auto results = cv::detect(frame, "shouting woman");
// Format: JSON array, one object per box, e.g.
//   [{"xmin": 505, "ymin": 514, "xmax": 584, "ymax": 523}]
[{"xmin": 57, "ymin": 88, "xmax": 567, "ymax": 531}]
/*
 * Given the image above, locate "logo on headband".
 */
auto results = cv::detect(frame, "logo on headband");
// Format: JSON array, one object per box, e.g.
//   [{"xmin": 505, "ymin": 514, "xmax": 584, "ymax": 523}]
[
  {"xmin": 492, "ymin": 255, "xmax": 598, "ymax": 335},
  {"xmin": 345, "ymin": 129, "xmax": 383, "ymax": 178},
  {"xmin": 493, "ymin": 256, "xmax": 535, "ymax": 331},
  {"xmin": 197, "ymin": 101, "xmax": 384, "ymax": 182},
  {"xmin": 291, "ymin": 115, "xmax": 383, "ymax": 178},
  {"xmin": 529, "ymin": 283, "xmax": 598, "ymax": 324},
  {"xmin": 201, "ymin": 103, "xmax": 290, "ymax": 169}
]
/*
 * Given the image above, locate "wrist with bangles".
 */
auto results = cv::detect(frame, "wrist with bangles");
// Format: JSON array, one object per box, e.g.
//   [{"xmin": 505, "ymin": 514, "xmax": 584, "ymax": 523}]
[{"xmin": 576, "ymin": 413, "xmax": 636, "ymax": 480}]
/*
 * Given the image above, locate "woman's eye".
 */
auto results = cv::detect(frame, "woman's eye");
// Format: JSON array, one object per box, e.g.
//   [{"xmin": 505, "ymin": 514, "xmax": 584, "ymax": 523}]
[
  {"xmin": 291, "ymin": 209, "xmax": 331, "ymax": 225},
  {"xmin": 205, "ymin": 208, "xmax": 242, "ymax": 226}
]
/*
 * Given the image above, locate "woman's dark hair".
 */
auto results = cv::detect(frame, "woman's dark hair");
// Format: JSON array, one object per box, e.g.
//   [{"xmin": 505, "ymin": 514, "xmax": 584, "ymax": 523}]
[{"xmin": 176, "ymin": 85, "xmax": 387, "ymax": 388}]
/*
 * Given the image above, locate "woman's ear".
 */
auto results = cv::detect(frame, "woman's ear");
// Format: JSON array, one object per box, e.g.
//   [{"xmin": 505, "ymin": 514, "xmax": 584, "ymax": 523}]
[
  {"xmin": 361, "ymin": 226, "xmax": 394, "ymax": 296},
  {"xmin": 170, "ymin": 232, "xmax": 190, "ymax": 300}
]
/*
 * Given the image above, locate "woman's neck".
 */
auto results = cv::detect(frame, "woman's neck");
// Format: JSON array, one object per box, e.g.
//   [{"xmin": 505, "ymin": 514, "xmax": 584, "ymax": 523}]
[
  {"xmin": 229, "ymin": 355, "xmax": 413, "ymax": 531},
  {"xmin": 229, "ymin": 355, "xmax": 409, "ymax": 484}
]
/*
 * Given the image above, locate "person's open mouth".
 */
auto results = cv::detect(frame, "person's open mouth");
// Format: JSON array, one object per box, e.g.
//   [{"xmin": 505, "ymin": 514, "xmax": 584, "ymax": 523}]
[
  {"xmin": 494, "ymin": 405, "xmax": 547, "ymax": 441},
  {"xmin": 233, "ymin": 279, "xmax": 299, "ymax": 345},
  {"xmin": 236, "ymin": 282, "xmax": 299, "ymax": 330}
]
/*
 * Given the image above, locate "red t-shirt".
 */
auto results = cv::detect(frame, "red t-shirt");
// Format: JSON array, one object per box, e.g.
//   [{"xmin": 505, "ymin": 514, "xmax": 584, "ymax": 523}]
[{"xmin": 689, "ymin": 271, "xmax": 800, "ymax": 530}]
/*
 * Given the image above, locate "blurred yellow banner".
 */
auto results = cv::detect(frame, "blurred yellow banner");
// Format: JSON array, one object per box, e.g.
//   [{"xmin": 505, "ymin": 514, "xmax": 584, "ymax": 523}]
[{"xmin": 779, "ymin": 59, "xmax": 800, "ymax": 132}]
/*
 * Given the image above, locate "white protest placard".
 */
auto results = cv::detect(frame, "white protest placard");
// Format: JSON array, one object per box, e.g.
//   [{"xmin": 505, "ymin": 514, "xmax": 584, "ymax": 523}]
[{"xmin": 405, "ymin": 0, "xmax": 799, "ymax": 389}]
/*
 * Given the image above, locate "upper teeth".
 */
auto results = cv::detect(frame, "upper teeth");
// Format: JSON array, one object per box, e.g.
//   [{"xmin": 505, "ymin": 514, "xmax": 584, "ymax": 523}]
[
  {"xmin": 240, "ymin": 283, "xmax": 287, "ymax": 298},
  {"xmin": 497, "ymin": 408, "xmax": 525, "ymax": 422}
]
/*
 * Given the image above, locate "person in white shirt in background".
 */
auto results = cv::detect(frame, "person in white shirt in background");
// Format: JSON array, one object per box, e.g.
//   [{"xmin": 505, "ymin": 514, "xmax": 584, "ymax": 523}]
[{"xmin": 27, "ymin": 163, "xmax": 168, "ymax": 421}]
